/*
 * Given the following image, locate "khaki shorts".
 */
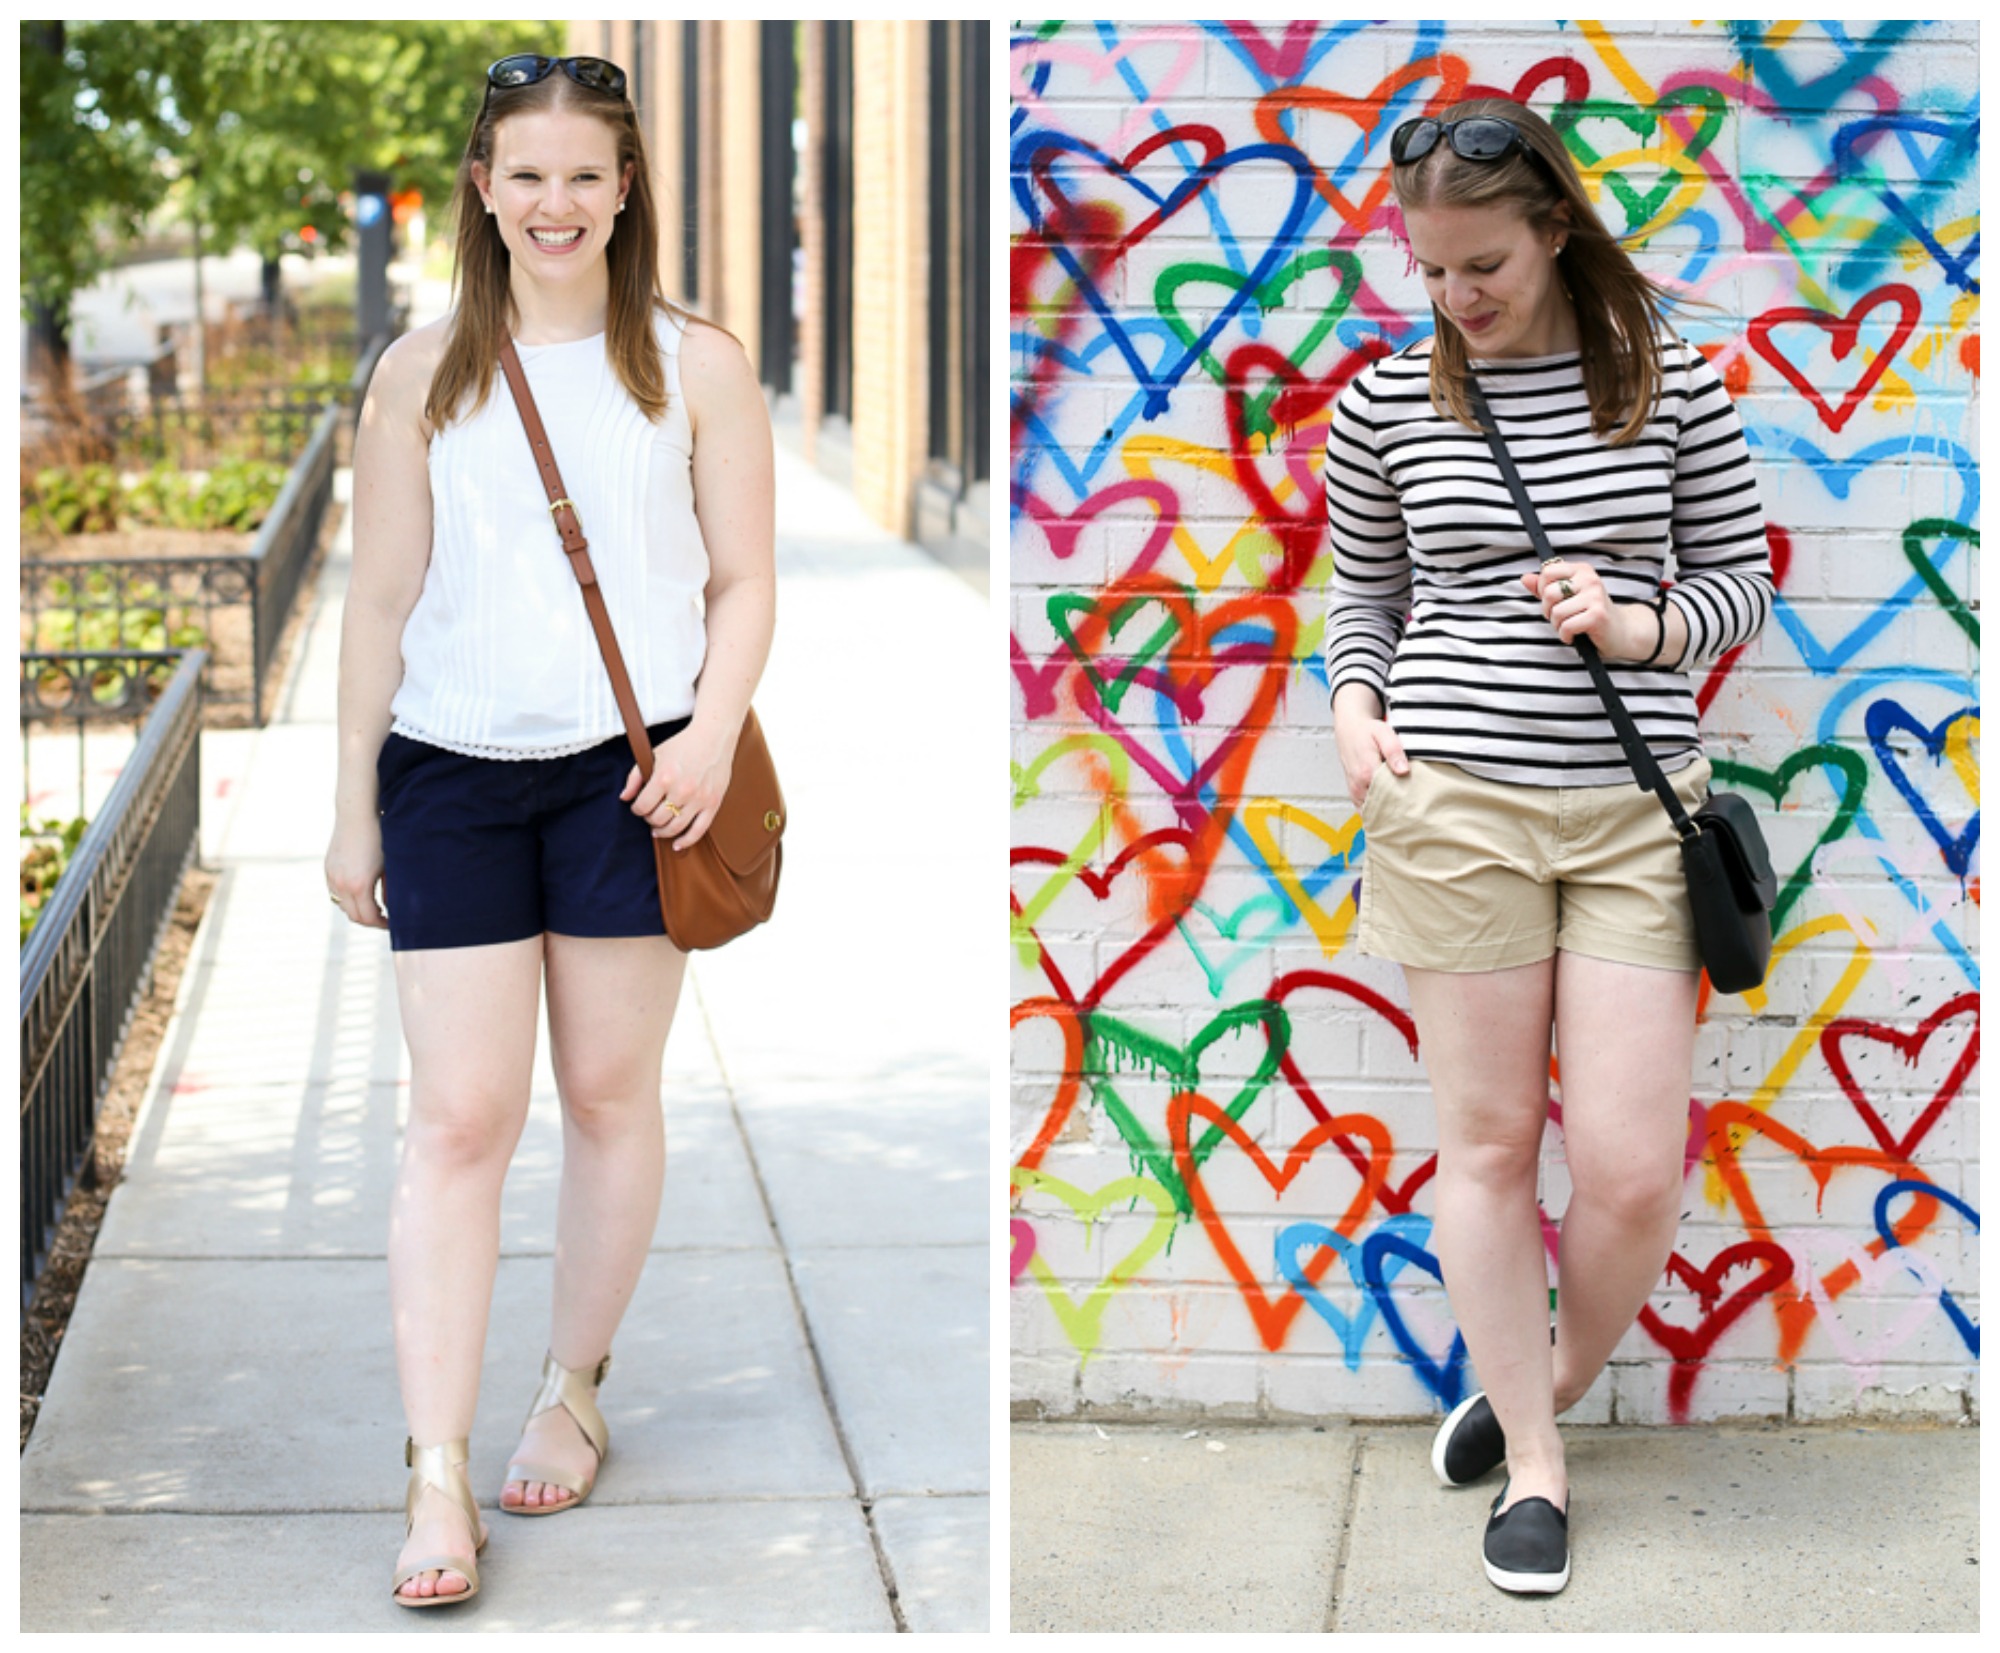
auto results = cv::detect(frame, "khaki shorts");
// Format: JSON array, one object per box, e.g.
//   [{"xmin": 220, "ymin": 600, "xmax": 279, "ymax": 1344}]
[{"xmin": 1356, "ymin": 756, "xmax": 1712, "ymax": 974}]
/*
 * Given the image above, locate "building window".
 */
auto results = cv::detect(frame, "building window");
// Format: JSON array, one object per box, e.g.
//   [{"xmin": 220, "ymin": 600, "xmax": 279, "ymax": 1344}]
[
  {"xmin": 927, "ymin": 22, "xmax": 989, "ymax": 489},
  {"xmin": 961, "ymin": 21, "xmax": 989, "ymax": 488},
  {"xmin": 758, "ymin": 20, "xmax": 797, "ymax": 399},
  {"xmin": 822, "ymin": 22, "xmax": 854, "ymax": 425},
  {"xmin": 681, "ymin": 21, "xmax": 700, "ymax": 302}
]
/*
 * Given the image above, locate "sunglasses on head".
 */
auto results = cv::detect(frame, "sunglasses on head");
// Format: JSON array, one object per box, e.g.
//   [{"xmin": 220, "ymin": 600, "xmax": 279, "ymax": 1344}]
[
  {"xmin": 1390, "ymin": 115, "xmax": 1544, "ymax": 171},
  {"xmin": 485, "ymin": 54, "xmax": 628, "ymax": 99}
]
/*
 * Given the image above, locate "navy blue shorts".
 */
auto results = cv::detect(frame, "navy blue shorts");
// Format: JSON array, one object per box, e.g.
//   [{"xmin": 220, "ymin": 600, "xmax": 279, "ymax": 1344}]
[{"xmin": 376, "ymin": 719, "xmax": 689, "ymax": 952}]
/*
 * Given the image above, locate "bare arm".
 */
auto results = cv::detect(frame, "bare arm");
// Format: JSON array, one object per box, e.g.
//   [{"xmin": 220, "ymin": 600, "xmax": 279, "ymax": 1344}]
[
  {"xmin": 325, "ymin": 326, "xmax": 444, "ymax": 926},
  {"xmin": 621, "ymin": 319, "xmax": 777, "ymax": 850}
]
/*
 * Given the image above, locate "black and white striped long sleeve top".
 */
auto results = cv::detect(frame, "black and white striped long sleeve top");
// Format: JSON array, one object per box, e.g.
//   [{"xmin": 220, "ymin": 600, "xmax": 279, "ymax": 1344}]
[{"xmin": 1323, "ymin": 337, "xmax": 1773, "ymax": 787}]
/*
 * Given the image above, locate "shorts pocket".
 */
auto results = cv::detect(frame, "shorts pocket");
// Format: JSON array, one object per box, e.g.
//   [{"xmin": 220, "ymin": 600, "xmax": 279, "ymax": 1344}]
[
  {"xmin": 375, "ymin": 733, "xmax": 434, "ymax": 815},
  {"xmin": 1360, "ymin": 761, "xmax": 1398, "ymax": 826}
]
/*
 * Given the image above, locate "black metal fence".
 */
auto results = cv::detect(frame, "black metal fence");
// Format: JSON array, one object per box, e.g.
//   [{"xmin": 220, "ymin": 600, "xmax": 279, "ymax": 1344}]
[
  {"xmin": 19, "ymin": 649, "xmax": 207, "ymax": 1312},
  {"xmin": 19, "ymin": 402, "xmax": 339, "ymax": 724},
  {"xmin": 105, "ymin": 394, "xmax": 334, "ymax": 469},
  {"xmin": 249, "ymin": 402, "xmax": 339, "ymax": 713},
  {"xmin": 19, "ymin": 333, "xmax": 388, "ymax": 728}
]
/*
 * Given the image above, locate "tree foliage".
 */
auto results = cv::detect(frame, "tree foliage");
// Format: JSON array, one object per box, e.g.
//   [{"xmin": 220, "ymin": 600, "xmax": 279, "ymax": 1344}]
[
  {"xmin": 19, "ymin": 21, "xmax": 165, "ymax": 336},
  {"xmin": 21, "ymin": 20, "xmax": 562, "ymax": 326}
]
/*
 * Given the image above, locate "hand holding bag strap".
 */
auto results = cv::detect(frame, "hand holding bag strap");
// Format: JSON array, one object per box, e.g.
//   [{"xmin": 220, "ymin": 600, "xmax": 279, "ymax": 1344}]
[
  {"xmin": 494, "ymin": 337, "xmax": 782, "ymax": 951},
  {"xmin": 495, "ymin": 339, "xmax": 659, "ymax": 780},
  {"xmin": 1462, "ymin": 374, "xmax": 1697, "ymax": 842}
]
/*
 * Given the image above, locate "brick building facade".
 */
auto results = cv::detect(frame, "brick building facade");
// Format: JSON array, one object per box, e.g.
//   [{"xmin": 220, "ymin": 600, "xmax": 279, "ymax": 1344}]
[{"xmin": 570, "ymin": 21, "xmax": 988, "ymax": 573}]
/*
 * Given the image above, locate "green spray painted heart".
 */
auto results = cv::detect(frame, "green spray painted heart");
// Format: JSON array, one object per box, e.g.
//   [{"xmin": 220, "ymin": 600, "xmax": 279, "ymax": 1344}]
[
  {"xmin": 1710, "ymin": 743, "xmax": 1868, "ymax": 931},
  {"xmin": 1083, "ymin": 998, "xmax": 1290, "ymax": 1215},
  {"xmin": 1155, "ymin": 249, "xmax": 1363, "ymax": 439},
  {"xmin": 1555, "ymin": 89, "xmax": 1725, "ymax": 237},
  {"xmin": 1902, "ymin": 518, "xmax": 1979, "ymax": 646},
  {"xmin": 1047, "ymin": 587, "xmax": 1189, "ymax": 714}
]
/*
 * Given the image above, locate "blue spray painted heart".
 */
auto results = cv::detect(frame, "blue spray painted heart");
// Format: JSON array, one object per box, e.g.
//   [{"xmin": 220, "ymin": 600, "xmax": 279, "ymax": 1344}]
[
  {"xmin": 1743, "ymin": 427, "xmax": 1977, "ymax": 676},
  {"xmin": 1814, "ymin": 667, "xmax": 1981, "ymax": 989},
  {"xmin": 1362, "ymin": 1220, "xmax": 1469, "ymax": 1408},
  {"xmin": 1863, "ymin": 700, "xmax": 1980, "ymax": 877},
  {"xmin": 1013, "ymin": 126, "xmax": 1320, "ymax": 419},
  {"xmin": 1278, "ymin": 1211, "xmax": 1433, "ymax": 1370},
  {"xmin": 1832, "ymin": 113, "xmax": 1981, "ymax": 292},
  {"xmin": 1874, "ymin": 1179, "xmax": 1979, "ymax": 1356}
]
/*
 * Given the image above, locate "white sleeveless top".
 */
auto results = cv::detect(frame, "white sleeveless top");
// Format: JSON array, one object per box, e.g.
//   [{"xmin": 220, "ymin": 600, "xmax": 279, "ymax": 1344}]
[{"xmin": 390, "ymin": 309, "xmax": 709, "ymax": 757}]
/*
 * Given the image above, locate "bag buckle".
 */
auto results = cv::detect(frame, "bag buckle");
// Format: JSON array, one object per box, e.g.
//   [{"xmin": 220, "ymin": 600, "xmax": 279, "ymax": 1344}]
[{"xmin": 549, "ymin": 496, "xmax": 577, "ymax": 519}]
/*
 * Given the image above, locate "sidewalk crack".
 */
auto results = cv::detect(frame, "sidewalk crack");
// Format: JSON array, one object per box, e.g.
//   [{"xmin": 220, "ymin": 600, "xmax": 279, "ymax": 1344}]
[
  {"xmin": 1323, "ymin": 1430, "xmax": 1364, "ymax": 1632},
  {"xmin": 710, "ymin": 981, "xmax": 908, "ymax": 1633}
]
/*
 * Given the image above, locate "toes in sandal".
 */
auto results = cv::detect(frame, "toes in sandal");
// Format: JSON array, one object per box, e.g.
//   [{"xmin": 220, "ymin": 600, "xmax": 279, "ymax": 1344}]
[
  {"xmin": 501, "ymin": 1350, "xmax": 611, "ymax": 1516},
  {"xmin": 392, "ymin": 1436, "xmax": 487, "ymax": 1608}
]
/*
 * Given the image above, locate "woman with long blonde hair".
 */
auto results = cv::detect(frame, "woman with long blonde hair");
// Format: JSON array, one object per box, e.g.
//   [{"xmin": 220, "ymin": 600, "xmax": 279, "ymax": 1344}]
[{"xmin": 325, "ymin": 53, "xmax": 774, "ymax": 1606}]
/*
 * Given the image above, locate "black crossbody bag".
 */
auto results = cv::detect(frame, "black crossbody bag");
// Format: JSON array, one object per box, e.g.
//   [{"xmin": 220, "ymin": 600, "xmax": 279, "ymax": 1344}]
[{"xmin": 1464, "ymin": 375, "xmax": 1775, "ymax": 994}]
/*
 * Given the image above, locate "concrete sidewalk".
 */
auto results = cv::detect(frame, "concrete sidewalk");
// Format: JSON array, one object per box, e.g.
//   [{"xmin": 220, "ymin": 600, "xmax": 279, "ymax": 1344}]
[
  {"xmin": 1011, "ymin": 1418, "xmax": 1978, "ymax": 1632},
  {"xmin": 20, "ymin": 445, "xmax": 992, "ymax": 1631}
]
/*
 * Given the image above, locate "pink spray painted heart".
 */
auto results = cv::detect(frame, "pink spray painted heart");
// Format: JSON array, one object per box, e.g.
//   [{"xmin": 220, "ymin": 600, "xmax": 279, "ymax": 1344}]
[{"xmin": 1011, "ymin": 1218, "xmax": 1037, "ymax": 1283}]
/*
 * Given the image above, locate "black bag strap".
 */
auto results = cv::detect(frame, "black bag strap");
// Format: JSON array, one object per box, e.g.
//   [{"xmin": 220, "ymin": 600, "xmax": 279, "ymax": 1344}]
[{"xmin": 1462, "ymin": 373, "xmax": 1698, "ymax": 843}]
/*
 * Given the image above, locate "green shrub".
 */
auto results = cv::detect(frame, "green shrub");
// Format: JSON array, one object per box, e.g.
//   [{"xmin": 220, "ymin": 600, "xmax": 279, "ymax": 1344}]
[
  {"xmin": 27, "ymin": 464, "xmax": 120, "ymax": 534},
  {"xmin": 123, "ymin": 462, "xmax": 196, "ymax": 528},
  {"xmin": 20, "ymin": 809, "xmax": 90, "ymax": 944},
  {"xmin": 23, "ymin": 456, "xmax": 289, "ymax": 536},
  {"xmin": 199, "ymin": 456, "xmax": 288, "ymax": 529}
]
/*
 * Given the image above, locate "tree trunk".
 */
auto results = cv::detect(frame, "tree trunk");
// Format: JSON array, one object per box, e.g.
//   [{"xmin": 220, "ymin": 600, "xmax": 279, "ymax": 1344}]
[
  {"xmin": 24, "ymin": 21, "xmax": 70, "ymax": 398},
  {"xmin": 26, "ymin": 298, "xmax": 72, "ymax": 400},
  {"xmin": 190, "ymin": 196, "xmax": 206, "ymax": 401},
  {"xmin": 261, "ymin": 254, "xmax": 283, "ymax": 320}
]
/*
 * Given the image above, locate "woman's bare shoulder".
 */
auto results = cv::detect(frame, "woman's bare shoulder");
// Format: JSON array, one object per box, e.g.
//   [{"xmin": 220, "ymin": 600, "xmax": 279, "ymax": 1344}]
[
  {"xmin": 364, "ymin": 319, "xmax": 452, "ymax": 429},
  {"xmin": 673, "ymin": 313, "xmax": 762, "ymax": 433},
  {"xmin": 675, "ymin": 312, "xmax": 753, "ymax": 375}
]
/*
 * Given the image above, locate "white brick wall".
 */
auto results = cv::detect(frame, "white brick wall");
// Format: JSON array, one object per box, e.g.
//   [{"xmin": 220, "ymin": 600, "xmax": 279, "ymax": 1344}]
[{"xmin": 1009, "ymin": 21, "xmax": 1980, "ymax": 1424}]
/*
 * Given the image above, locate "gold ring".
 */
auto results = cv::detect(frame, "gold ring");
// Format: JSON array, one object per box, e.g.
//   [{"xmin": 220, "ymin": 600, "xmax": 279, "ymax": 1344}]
[
  {"xmin": 663, "ymin": 802, "xmax": 681, "ymax": 818},
  {"xmin": 328, "ymin": 894, "xmax": 342, "ymax": 907}
]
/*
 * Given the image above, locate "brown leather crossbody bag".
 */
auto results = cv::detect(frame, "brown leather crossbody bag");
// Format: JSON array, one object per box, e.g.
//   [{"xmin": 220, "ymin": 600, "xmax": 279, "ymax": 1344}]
[{"xmin": 497, "ymin": 338, "xmax": 783, "ymax": 950}]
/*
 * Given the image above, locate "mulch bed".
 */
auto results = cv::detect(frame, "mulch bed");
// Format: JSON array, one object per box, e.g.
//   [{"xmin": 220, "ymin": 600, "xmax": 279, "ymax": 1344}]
[
  {"xmin": 21, "ymin": 527, "xmax": 258, "ymax": 561},
  {"xmin": 20, "ymin": 864, "xmax": 218, "ymax": 1452}
]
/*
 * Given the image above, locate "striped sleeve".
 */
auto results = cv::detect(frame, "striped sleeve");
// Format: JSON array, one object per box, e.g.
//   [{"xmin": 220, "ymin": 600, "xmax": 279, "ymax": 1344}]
[
  {"xmin": 1662, "ymin": 344, "xmax": 1775, "ymax": 669},
  {"xmin": 1323, "ymin": 365, "xmax": 1411, "ymax": 705}
]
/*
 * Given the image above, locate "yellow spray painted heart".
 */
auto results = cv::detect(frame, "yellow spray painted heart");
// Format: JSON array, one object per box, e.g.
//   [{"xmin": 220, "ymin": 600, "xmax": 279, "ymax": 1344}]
[
  {"xmin": 1011, "ymin": 1165, "xmax": 1177, "ymax": 1363},
  {"xmin": 1242, "ymin": 798, "xmax": 1364, "ymax": 958}
]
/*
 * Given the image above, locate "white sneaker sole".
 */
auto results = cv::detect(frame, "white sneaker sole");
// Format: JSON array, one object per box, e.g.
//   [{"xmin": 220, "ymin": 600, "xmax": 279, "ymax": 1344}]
[
  {"xmin": 1483, "ymin": 1555, "xmax": 1570, "ymax": 1594},
  {"xmin": 1430, "ymin": 1389, "xmax": 1490, "ymax": 1488}
]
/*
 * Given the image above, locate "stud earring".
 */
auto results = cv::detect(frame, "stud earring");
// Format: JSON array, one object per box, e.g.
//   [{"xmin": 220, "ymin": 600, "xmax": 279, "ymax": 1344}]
[{"xmin": 616, "ymin": 201, "xmax": 625, "ymax": 214}]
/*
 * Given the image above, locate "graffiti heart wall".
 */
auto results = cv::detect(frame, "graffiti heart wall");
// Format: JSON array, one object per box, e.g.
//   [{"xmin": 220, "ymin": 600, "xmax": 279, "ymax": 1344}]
[{"xmin": 1009, "ymin": 20, "xmax": 1979, "ymax": 1423}]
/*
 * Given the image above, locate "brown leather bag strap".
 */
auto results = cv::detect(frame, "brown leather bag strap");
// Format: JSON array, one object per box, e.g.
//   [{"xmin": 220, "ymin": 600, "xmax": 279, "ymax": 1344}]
[{"xmin": 495, "ymin": 338, "xmax": 659, "ymax": 781}]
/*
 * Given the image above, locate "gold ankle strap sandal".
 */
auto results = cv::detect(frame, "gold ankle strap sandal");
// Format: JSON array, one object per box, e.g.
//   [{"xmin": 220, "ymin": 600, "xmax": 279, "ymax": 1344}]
[
  {"xmin": 501, "ymin": 1350, "xmax": 611, "ymax": 1515},
  {"xmin": 392, "ymin": 1436, "xmax": 488, "ymax": 1607}
]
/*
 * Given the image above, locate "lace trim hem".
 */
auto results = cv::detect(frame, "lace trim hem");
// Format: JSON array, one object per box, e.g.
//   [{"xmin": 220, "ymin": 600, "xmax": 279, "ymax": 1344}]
[{"xmin": 387, "ymin": 721, "xmax": 619, "ymax": 762}]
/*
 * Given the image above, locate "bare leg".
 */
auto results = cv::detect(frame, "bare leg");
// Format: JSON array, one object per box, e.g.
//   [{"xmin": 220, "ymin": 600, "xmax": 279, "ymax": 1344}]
[
  {"xmin": 501, "ymin": 931, "xmax": 687, "ymax": 1510},
  {"xmin": 1549, "ymin": 951, "xmax": 1700, "ymax": 1412},
  {"xmin": 1404, "ymin": 960, "xmax": 1565, "ymax": 1514},
  {"xmin": 388, "ymin": 937, "xmax": 542, "ymax": 1599}
]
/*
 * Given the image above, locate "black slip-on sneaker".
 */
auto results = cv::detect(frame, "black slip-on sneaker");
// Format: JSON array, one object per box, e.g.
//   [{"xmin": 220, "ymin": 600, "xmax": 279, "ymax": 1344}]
[
  {"xmin": 1431, "ymin": 1390, "xmax": 1506, "ymax": 1487},
  {"xmin": 1482, "ymin": 1486, "xmax": 1570, "ymax": 1594}
]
